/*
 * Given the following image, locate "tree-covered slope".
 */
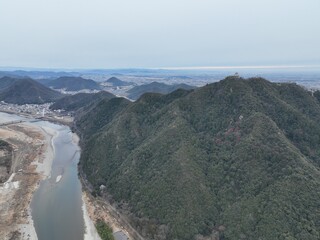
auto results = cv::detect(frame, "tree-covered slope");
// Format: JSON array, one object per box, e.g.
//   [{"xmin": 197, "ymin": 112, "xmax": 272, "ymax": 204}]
[
  {"xmin": 0, "ymin": 76, "xmax": 18, "ymax": 90},
  {"xmin": 74, "ymin": 97, "xmax": 131, "ymax": 139},
  {"xmin": 50, "ymin": 91, "xmax": 115, "ymax": 112},
  {"xmin": 0, "ymin": 77, "xmax": 63, "ymax": 104},
  {"xmin": 76, "ymin": 77, "xmax": 320, "ymax": 240},
  {"xmin": 126, "ymin": 81, "xmax": 195, "ymax": 100}
]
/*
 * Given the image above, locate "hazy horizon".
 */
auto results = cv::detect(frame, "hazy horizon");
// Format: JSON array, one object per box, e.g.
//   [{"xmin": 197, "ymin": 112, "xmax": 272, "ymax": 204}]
[
  {"xmin": 1, "ymin": 64, "xmax": 320, "ymax": 72},
  {"xmin": 1, "ymin": 0, "xmax": 320, "ymax": 69}
]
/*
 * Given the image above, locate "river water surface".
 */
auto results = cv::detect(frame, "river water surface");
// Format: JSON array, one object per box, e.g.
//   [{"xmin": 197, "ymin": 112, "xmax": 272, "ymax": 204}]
[
  {"xmin": 30, "ymin": 121, "xmax": 85, "ymax": 240},
  {"xmin": 0, "ymin": 112, "xmax": 115, "ymax": 240}
]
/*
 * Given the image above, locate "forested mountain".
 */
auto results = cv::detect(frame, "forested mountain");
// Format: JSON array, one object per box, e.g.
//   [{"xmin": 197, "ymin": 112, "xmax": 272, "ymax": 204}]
[
  {"xmin": 126, "ymin": 81, "xmax": 195, "ymax": 100},
  {"xmin": 75, "ymin": 77, "xmax": 320, "ymax": 240},
  {"xmin": 0, "ymin": 77, "xmax": 63, "ymax": 104},
  {"xmin": 47, "ymin": 76, "xmax": 102, "ymax": 91},
  {"xmin": 50, "ymin": 91, "xmax": 115, "ymax": 112}
]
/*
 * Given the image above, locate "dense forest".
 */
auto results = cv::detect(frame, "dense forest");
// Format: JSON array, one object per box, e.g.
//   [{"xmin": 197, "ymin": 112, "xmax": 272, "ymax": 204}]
[
  {"xmin": 126, "ymin": 81, "xmax": 195, "ymax": 100},
  {"xmin": 50, "ymin": 91, "xmax": 115, "ymax": 112},
  {"xmin": 75, "ymin": 77, "xmax": 320, "ymax": 240}
]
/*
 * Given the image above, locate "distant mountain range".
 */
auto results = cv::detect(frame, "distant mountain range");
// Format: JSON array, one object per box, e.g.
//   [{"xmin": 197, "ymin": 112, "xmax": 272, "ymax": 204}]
[
  {"xmin": 75, "ymin": 76, "xmax": 320, "ymax": 240},
  {"xmin": 126, "ymin": 81, "xmax": 196, "ymax": 100},
  {"xmin": 50, "ymin": 91, "xmax": 115, "ymax": 112},
  {"xmin": 46, "ymin": 76, "xmax": 102, "ymax": 91},
  {"xmin": 0, "ymin": 70, "xmax": 79, "ymax": 79},
  {"xmin": 0, "ymin": 77, "xmax": 63, "ymax": 104}
]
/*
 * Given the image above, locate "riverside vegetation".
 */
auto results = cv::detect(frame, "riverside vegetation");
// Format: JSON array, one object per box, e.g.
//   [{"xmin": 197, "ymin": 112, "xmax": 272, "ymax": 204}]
[
  {"xmin": 74, "ymin": 77, "xmax": 320, "ymax": 240},
  {"xmin": 95, "ymin": 219, "xmax": 115, "ymax": 240},
  {"xmin": 0, "ymin": 139, "xmax": 12, "ymax": 183}
]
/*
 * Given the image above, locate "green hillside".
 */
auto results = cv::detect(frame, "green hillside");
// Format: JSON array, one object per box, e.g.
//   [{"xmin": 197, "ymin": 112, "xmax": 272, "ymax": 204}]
[
  {"xmin": 0, "ymin": 77, "xmax": 63, "ymax": 104},
  {"xmin": 0, "ymin": 76, "xmax": 18, "ymax": 90},
  {"xmin": 74, "ymin": 97, "xmax": 131, "ymax": 139},
  {"xmin": 76, "ymin": 77, "xmax": 320, "ymax": 240},
  {"xmin": 50, "ymin": 91, "xmax": 115, "ymax": 112},
  {"xmin": 126, "ymin": 81, "xmax": 196, "ymax": 100}
]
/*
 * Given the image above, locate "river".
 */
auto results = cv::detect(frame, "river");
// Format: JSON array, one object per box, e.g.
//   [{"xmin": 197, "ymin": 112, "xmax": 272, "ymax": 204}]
[
  {"xmin": 30, "ymin": 121, "xmax": 85, "ymax": 240},
  {"xmin": 0, "ymin": 112, "xmax": 86, "ymax": 240}
]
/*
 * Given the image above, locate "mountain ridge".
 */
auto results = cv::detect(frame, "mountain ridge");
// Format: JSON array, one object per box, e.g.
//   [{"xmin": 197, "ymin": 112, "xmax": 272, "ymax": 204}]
[{"xmin": 126, "ymin": 81, "xmax": 196, "ymax": 100}]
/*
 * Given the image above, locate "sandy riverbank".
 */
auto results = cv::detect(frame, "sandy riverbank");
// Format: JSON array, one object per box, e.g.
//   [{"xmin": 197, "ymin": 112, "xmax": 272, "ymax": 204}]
[
  {"xmin": 82, "ymin": 194, "xmax": 102, "ymax": 240},
  {"xmin": 17, "ymin": 124, "xmax": 60, "ymax": 240},
  {"xmin": 35, "ymin": 125, "xmax": 58, "ymax": 179},
  {"xmin": 0, "ymin": 122, "xmax": 50, "ymax": 240}
]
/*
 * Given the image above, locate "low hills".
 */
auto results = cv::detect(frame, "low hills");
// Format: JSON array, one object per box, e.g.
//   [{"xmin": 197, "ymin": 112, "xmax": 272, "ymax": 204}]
[
  {"xmin": 47, "ymin": 76, "xmax": 102, "ymax": 91},
  {"xmin": 0, "ymin": 77, "xmax": 63, "ymax": 104},
  {"xmin": 75, "ymin": 76, "xmax": 320, "ymax": 240},
  {"xmin": 126, "ymin": 81, "xmax": 195, "ymax": 100},
  {"xmin": 50, "ymin": 91, "xmax": 115, "ymax": 112},
  {"xmin": 104, "ymin": 77, "xmax": 132, "ymax": 86}
]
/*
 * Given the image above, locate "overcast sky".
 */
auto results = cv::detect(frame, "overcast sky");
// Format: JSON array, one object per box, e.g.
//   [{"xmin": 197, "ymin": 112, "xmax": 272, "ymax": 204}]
[{"xmin": 0, "ymin": 0, "xmax": 319, "ymax": 69}]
